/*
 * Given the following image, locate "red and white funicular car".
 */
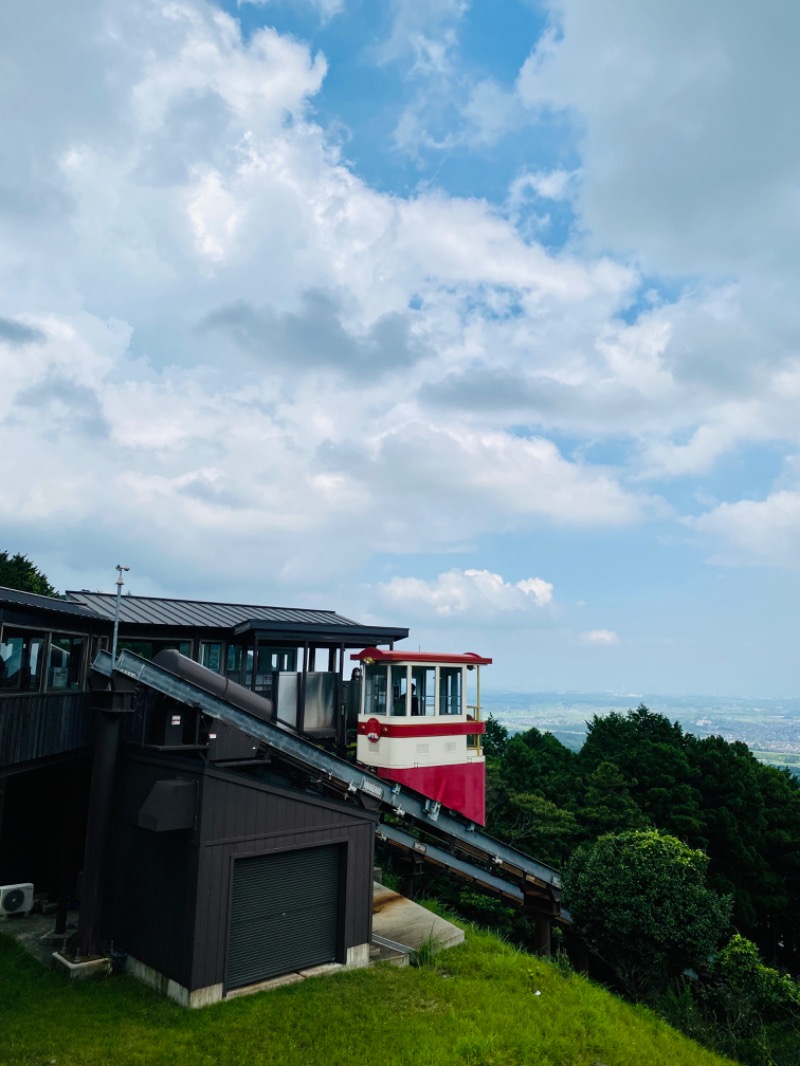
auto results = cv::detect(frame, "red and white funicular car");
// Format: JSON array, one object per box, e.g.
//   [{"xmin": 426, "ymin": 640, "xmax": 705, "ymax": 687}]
[{"xmin": 353, "ymin": 648, "xmax": 491, "ymax": 825}]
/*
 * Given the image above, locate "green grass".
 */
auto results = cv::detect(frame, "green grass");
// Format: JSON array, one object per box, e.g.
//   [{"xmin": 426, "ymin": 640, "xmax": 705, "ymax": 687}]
[{"xmin": 0, "ymin": 926, "xmax": 735, "ymax": 1066}]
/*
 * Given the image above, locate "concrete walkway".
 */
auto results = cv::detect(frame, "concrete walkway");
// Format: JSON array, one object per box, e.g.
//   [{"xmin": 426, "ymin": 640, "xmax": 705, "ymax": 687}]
[{"xmin": 371, "ymin": 882, "xmax": 464, "ymax": 957}]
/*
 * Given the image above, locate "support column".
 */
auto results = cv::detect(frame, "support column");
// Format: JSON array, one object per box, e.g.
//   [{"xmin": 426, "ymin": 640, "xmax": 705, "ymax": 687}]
[
  {"xmin": 73, "ymin": 682, "xmax": 133, "ymax": 958},
  {"xmin": 533, "ymin": 911, "xmax": 552, "ymax": 956},
  {"xmin": 298, "ymin": 643, "xmax": 309, "ymax": 735},
  {"xmin": 396, "ymin": 854, "xmax": 424, "ymax": 901},
  {"xmin": 335, "ymin": 644, "xmax": 345, "ymax": 758},
  {"xmin": 0, "ymin": 775, "xmax": 7, "ymax": 847},
  {"xmin": 54, "ymin": 761, "xmax": 81, "ymax": 937}
]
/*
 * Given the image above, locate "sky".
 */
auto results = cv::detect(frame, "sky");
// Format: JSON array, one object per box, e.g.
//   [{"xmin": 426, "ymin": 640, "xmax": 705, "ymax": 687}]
[{"xmin": 1, "ymin": 0, "xmax": 799, "ymax": 696}]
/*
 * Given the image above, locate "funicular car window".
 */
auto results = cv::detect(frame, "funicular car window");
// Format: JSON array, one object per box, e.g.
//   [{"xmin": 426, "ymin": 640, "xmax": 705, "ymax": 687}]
[
  {"xmin": 440, "ymin": 667, "xmax": 462, "ymax": 715},
  {"xmin": 364, "ymin": 663, "xmax": 388, "ymax": 715}
]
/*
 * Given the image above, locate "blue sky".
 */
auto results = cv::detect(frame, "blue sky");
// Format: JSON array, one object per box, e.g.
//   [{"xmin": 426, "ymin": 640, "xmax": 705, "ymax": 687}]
[{"xmin": 1, "ymin": 0, "xmax": 799, "ymax": 695}]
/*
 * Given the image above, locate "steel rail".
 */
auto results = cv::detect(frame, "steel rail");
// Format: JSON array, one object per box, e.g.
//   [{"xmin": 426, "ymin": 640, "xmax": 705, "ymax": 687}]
[{"xmin": 377, "ymin": 822, "xmax": 525, "ymax": 903}]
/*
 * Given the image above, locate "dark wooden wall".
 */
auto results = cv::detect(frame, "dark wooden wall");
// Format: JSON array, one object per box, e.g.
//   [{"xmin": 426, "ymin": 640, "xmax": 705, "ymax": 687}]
[
  {"xmin": 0, "ymin": 693, "xmax": 92, "ymax": 769},
  {"xmin": 107, "ymin": 757, "xmax": 200, "ymax": 988}
]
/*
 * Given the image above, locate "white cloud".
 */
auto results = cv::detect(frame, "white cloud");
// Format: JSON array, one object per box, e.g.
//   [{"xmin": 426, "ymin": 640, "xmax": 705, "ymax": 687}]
[
  {"xmin": 515, "ymin": 577, "xmax": 553, "ymax": 606},
  {"xmin": 375, "ymin": 0, "xmax": 468, "ymax": 69},
  {"xmin": 0, "ymin": 1, "xmax": 665, "ymax": 590},
  {"xmin": 239, "ymin": 0, "xmax": 345, "ymax": 22},
  {"xmin": 355, "ymin": 424, "xmax": 659, "ymax": 547},
  {"xmin": 459, "ymin": 0, "xmax": 800, "ymax": 512},
  {"xmin": 461, "ymin": 79, "xmax": 526, "ymax": 147},
  {"xmin": 508, "ymin": 168, "xmax": 575, "ymax": 205},
  {"xmin": 379, "ymin": 568, "xmax": 553, "ymax": 617},
  {"xmin": 4, "ymin": 0, "xmax": 798, "ymax": 610},
  {"xmin": 687, "ymin": 490, "xmax": 800, "ymax": 569},
  {"xmin": 582, "ymin": 629, "xmax": 619, "ymax": 646},
  {"xmin": 517, "ymin": 1, "xmax": 800, "ymax": 276}
]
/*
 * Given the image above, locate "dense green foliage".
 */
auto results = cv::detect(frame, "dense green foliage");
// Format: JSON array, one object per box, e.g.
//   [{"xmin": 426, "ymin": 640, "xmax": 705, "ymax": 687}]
[
  {"xmin": 475, "ymin": 707, "xmax": 800, "ymax": 1066},
  {"xmin": 704, "ymin": 936, "xmax": 800, "ymax": 1059},
  {"xmin": 563, "ymin": 830, "xmax": 732, "ymax": 999},
  {"xmin": 0, "ymin": 550, "xmax": 58, "ymax": 596},
  {"xmin": 0, "ymin": 924, "xmax": 735, "ymax": 1066},
  {"xmin": 402, "ymin": 707, "xmax": 800, "ymax": 1064},
  {"xmin": 657, "ymin": 936, "xmax": 800, "ymax": 1066},
  {"xmin": 483, "ymin": 706, "xmax": 800, "ymax": 974}
]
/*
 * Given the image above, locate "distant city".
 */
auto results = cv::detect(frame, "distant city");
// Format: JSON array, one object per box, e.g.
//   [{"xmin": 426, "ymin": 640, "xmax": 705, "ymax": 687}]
[{"xmin": 483, "ymin": 690, "xmax": 800, "ymax": 776}]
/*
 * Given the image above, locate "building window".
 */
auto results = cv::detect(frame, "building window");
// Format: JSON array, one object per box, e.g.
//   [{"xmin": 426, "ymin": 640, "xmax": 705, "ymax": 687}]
[
  {"xmin": 199, "ymin": 642, "xmax": 222, "ymax": 672},
  {"xmin": 257, "ymin": 646, "xmax": 297, "ymax": 673},
  {"xmin": 118, "ymin": 639, "xmax": 193, "ymax": 661},
  {"xmin": 47, "ymin": 635, "xmax": 86, "ymax": 691},
  {"xmin": 0, "ymin": 629, "xmax": 45, "ymax": 692}
]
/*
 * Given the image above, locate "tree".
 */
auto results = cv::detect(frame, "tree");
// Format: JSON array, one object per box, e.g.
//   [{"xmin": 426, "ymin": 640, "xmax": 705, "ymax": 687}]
[
  {"xmin": 579, "ymin": 760, "xmax": 650, "ymax": 837},
  {"xmin": 701, "ymin": 935, "xmax": 800, "ymax": 1065},
  {"xmin": 563, "ymin": 829, "xmax": 732, "ymax": 1000},
  {"xmin": 684, "ymin": 734, "xmax": 771, "ymax": 939},
  {"xmin": 501, "ymin": 728, "xmax": 578, "ymax": 805},
  {"xmin": 0, "ymin": 551, "xmax": 59, "ymax": 597},
  {"xmin": 579, "ymin": 706, "xmax": 703, "ymax": 842},
  {"xmin": 487, "ymin": 788, "xmax": 579, "ymax": 868},
  {"xmin": 483, "ymin": 714, "xmax": 509, "ymax": 761}
]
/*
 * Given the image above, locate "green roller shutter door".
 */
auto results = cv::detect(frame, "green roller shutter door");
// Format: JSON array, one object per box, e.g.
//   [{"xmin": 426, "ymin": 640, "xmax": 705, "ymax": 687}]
[{"xmin": 226, "ymin": 844, "xmax": 342, "ymax": 990}]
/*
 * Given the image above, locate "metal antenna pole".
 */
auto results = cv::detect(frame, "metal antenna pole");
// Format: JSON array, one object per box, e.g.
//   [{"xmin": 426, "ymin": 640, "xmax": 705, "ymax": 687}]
[{"xmin": 111, "ymin": 565, "xmax": 130, "ymax": 665}]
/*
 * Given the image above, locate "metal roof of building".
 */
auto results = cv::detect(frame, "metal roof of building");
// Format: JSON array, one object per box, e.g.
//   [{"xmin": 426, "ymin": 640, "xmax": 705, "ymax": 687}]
[
  {"xmin": 65, "ymin": 592, "xmax": 407, "ymax": 646},
  {"xmin": 65, "ymin": 591, "xmax": 363, "ymax": 628},
  {"xmin": 0, "ymin": 586, "xmax": 103, "ymax": 621}
]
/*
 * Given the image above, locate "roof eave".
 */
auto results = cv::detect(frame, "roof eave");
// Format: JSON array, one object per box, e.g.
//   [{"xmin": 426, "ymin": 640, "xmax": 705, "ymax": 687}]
[{"xmin": 232, "ymin": 621, "xmax": 409, "ymax": 646}]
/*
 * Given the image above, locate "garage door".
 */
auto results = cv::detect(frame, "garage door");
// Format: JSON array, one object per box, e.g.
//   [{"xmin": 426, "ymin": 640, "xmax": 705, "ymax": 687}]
[{"xmin": 226, "ymin": 844, "xmax": 342, "ymax": 990}]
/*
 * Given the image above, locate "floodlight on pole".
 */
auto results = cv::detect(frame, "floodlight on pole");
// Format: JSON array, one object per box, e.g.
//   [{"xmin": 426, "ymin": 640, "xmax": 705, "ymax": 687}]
[{"xmin": 111, "ymin": 565, "xmax": 130, "ymax": 665}]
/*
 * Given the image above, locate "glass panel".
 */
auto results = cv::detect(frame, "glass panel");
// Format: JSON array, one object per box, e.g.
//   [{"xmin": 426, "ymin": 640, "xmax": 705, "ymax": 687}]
[
  {"xmin": 200, "ymin": 642, "xmax": 222, "ymax": 672},
  {"xmin": 0, "ymin": 630, "xmax": 45, "ymax": 691},
  {"xmin": 225, "ymin": 645, "xmax": 253, "ymax": 686},
  {"xmin": 439, "ymin": 667, "xmax": 462, "ymax": 715},
  {"xmin": 47, "ymin": 635, "xmax": 86, "ymax": 690},
  {"xmin": 411, "ymin": 666, "xmax": 435, "ymax": 716},
  {"xmin": 89, "ymin": 635, "xmax": 106, "ymax": 665},
  {"xmin": 392, "ymin": 665, "xmax": 410, "ymax": 716},
  {"xmin": 226, "ymin": 645, "xmax": 243, "ymax": 679},
  {"xmin": 118, "ymin": 639, "xmax": 192, "ymax": 661},
  {"xmin": 275, "ymin": 672, "xmax": 299, "ymax": 728},
  {"xmin": 0, "ymin": 634, "xmax": 22, "ymax": 689},
  {"xmin": 304, "ymin": 673, "xmax": 336, "ymax": 730},
  {"xmin": 255, "ymin": 645, "xmax": 295, "ymax": 694},
  {"xmin": 364, "ymin": 663, "xmax": 388, "ymax": 716},
  {"xmin": 257, "ymin": 646, "xmax": 296, "ymax": 672}
]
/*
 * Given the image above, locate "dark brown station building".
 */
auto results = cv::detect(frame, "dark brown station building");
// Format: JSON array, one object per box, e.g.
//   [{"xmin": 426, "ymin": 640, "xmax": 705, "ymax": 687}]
[{"xmin": 0, "ymin": 586, "xmax": 407, "ymax": 1005}]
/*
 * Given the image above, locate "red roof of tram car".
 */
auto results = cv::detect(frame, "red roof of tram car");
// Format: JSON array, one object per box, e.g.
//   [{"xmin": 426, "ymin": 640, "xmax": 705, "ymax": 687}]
[{"xmin": 352, "ymin": 647, "xmax": 492, "ymax": 666}]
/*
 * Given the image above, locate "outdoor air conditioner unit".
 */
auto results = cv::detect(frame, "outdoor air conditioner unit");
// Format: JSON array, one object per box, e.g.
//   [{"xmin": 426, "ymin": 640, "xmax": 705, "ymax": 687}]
[{"xmin": 0, "ymin": 883, "xmax": 34, "ymax": 916}]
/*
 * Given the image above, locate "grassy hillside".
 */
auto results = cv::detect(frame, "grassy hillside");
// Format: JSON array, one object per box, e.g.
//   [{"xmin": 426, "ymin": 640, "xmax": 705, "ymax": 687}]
[{"xmin": 0, "ymin": 925, "xmax": 734, "ymax": 1066}]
